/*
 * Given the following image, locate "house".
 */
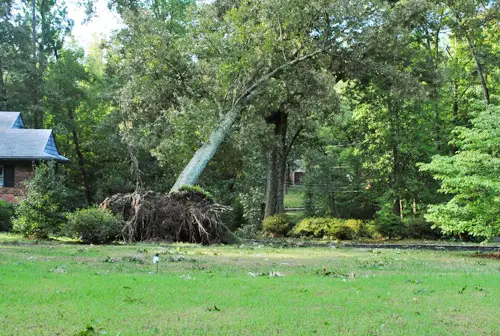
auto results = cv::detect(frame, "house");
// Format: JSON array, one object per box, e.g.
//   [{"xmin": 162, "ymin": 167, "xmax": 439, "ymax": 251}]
[
  {"xmin": 289, "ymin": 168, "xmax": 305, "ymax": 185},
  {"xmin": 0, "ymin": 112, "xmax": 68, "ymax": 202},
  {"xmin": 289, "ymin": 160, "xmax": 306, "ymax": 185}
]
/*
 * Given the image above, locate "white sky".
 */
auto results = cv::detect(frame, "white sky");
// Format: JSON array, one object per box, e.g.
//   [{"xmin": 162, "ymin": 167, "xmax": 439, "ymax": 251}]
[
  {"xmin": 66, "ymin": 0, "xmax": 213, "ymax": 52},
  {"xmin": 66, "ymin": 0, "xmax": 123, "ymax": 52}
]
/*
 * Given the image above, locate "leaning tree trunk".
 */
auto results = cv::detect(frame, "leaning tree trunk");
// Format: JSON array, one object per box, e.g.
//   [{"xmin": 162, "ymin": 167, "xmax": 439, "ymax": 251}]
[
  {"xmin": 171, "ymin": 105, "xmax": 243, "ymax": 192},
  {"xmin": 169, "ymin": 49, "xmax": 323, "ymax": 193}
]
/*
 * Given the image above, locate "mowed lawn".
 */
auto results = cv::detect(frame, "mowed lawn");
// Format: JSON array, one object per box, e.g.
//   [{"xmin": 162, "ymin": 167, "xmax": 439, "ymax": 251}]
[{"xmin": 0, "ymin": 234, "xmax": 499, "ymax": 335}]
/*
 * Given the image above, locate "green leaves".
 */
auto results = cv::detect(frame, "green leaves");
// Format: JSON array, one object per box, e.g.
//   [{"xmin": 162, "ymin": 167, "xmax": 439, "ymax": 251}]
[
  {"xmin": 13, "ymin": 162, "xmax": 84, "ymax": 239},
  {"xmin": 420, "ymin": 105, "xmax": 500, "ymax": 238}
]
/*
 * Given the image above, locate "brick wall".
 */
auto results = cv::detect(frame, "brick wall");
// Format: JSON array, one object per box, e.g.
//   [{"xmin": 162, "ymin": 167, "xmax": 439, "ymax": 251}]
[{"xmin": 0, "ymin": 161, "xmax": 33, "ymax": 203}]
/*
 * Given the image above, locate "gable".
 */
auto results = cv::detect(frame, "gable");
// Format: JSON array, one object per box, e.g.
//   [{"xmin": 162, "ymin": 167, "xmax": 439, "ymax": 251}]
[
  {"xmin": 13, "ymin": 114, "xmax": 25, "ymax": 129},
  {"xmin": 44, "ymin": 132, "xmax": 68, "ymax": 162},
  {"xmin": 0, "ymin": 112, "xmax": 68, "ymax": 162},
  {"xmin": 0, "ymin": 112, "xmax": 24, "ymax": 130}
]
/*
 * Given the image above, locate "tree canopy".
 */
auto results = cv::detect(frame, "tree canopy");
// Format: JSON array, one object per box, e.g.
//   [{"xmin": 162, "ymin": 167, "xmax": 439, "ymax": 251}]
[{"xmin": 2, "ymin": 0, "xmax": 499, "ymax": 239}]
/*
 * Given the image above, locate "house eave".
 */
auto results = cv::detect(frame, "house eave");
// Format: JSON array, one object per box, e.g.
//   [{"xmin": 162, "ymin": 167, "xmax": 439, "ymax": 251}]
[{"xmin": 0, "ymin": 156, "xmax": 69, "ymax": 163}]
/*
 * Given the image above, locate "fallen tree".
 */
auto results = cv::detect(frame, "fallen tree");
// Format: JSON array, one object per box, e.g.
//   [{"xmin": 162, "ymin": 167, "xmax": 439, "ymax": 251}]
[
  {"xmin": 100, "ymin": 188, "xmax": 233, "ymax": 244},
  {"xmin": 169, "ymin": 50, "xmax": 324, "ymax": 192}
]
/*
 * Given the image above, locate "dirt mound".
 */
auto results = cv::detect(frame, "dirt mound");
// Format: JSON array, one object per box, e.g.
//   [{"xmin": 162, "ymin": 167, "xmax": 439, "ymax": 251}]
[{"xmin": 101, "ymin": 190, "xmax": 232, "ymax": 244}]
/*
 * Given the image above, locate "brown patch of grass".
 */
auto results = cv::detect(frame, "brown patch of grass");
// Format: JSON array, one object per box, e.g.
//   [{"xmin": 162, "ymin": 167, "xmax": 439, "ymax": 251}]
[{"xmin": 472, "ymin": 252, "xmax": 500, "ymax": 259}]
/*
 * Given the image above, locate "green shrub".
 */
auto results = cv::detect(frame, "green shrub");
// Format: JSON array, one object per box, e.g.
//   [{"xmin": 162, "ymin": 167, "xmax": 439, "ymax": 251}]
[
  {"xmin": 375, "ymin": 210, "xmax": 407, "ymax": 239},
  {"xmin": 0, "ymin": 200, "xmax": 14, "ymax": 232},
  {"xmin": 235, "ymin": 224, "xmax": 259, "ymax": 239},
  {"xmin": 13, "ymin": 162, "xmax": 84, "ymax": 239},
  {"xmin": 223, "ymin": 197, "xmax": 246, "ymax": 231},
  {"xmin": 292, "ymin": 218, "xmax": 330, "ymax": 237},
  {"xmin": 65, "ymin": 207, "xmax": 123, "ymax": 244},
  {"xmin": 327, "ymin": 219, "xmax": 355, "ymax": 240},
  {"xmin": 344, "ymin": 219, "xmax": 365, "ymax": 238},
  {"xmin": 292, "ymin": 217, "xmax": 356, "ymax": 240},
  {"xmin": 362, "ymin": 220, "xmax": 380, "ymax": 239},
  {"xmin": 406, "ymin": 217, "xmax": 442, "ymax": 239},
  {"xmin": 262, "ymin": 214, "xmax": 290, "ymax": 237}
]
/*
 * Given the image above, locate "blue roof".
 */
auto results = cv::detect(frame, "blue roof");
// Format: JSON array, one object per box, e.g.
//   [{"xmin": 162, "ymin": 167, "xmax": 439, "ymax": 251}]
[
  {"xmin": 0, "ymin": 112, "xmax": 69, "ymax": 162},
  {"xmin": 0, "ymin": 112, "xmax": 24, "ymax": 129}
]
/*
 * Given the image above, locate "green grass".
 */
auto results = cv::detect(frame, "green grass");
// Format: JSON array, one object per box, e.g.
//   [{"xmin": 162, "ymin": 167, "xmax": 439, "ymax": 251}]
[
  {"xmin": 0, "ymin": 233, "xmax": 499, "ymax": 335},
  {"xmin": 284, "ymin": 186, "xmax": 304, "ymax": 208}
]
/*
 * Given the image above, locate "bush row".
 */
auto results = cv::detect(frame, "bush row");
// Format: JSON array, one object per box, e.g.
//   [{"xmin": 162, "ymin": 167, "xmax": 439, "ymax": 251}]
[
  {"xmin": 4, "ymin": 199, "xmax": 440, "ymax": 243},
  {"xmin": 261, "ymin": 214, "xmax": 441, "ymax": 240},
  {"xmin": 291, "ymin": 218, "xmax": 376, "ymax": 240}
]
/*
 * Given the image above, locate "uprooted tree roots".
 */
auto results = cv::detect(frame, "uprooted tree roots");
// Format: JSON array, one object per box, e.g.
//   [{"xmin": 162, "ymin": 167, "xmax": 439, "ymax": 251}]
[{"xmin": 100, "ymin": 190, "xmax": 232, "ymax": 244}]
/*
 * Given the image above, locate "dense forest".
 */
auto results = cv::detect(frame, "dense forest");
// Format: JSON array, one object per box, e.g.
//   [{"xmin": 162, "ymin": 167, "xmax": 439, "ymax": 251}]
[{"xmin": 1, "ymin": 0, "xmax": 498, "ymax": 240}]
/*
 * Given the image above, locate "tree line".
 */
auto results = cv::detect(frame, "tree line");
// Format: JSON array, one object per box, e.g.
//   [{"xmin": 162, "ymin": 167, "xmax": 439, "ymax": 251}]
[{"xmin": 1, "ymin": 0, "xmax": 498, "ymax": 239}]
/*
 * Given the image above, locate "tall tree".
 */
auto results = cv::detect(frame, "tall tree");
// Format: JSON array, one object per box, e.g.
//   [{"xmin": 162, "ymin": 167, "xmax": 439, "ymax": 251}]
[
  {"xmin": 0, "ymin": 0, "xmax": 32, "ymax": 112},
  {"xmin": 169, "ymin": 0, "xmax": 383, "ymax": 192},
  {"xmin": 44, "ymin": 48, "xmax": 93, "ymax": 204},
  {"xmin": 419, "ymin": 104, "xmax": 500, "ymax": 238},
  {"xmin": 29, "ymin": 0, "xmax": 72, "ymax": 128},
  {"xmin": 443, "ymin": 0, "xmax": 500, "ymax": 106}
]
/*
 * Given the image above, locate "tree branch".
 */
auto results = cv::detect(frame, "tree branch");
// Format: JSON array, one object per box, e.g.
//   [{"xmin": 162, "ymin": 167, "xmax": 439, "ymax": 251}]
[
  {"xmin": 285, "ymin": 125, "xmax": 304, "ymax": 160},
  {"xmin": 234, "ymin": 49, "xmax": 324, "ymax": 107}
]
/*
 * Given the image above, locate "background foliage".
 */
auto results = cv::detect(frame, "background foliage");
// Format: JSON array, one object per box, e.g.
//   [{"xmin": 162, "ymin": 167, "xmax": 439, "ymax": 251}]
[{"xmin": 1, "ymin": 0, "xmax": 498, "ymax": 239}]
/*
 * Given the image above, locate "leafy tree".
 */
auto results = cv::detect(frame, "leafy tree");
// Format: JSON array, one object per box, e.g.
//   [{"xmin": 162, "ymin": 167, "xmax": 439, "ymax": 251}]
[
  {"xmin": 2, "ymin": 0, "xmax": 498, "ymax": 239},
  {"xmin": 0, "ymin": 1, "xmax": 33, "ymax": 112},
  {"xmin": 168, "ymin": 0, "xmax": 382, "ymax": 191},
  {"xmin": 44, "ymin": 48, "xmax": 94, "ymax": 203},
  {"xmin": 13, "ymin": 162, "xmax": 85, "ymax": 239},
  {"xmin": 442, "ymin": 0, "xmax": 499, "ymax": 106},
  {"xmin": 419, "ymin": 105, "xmax": 500, "ymax": 238}
]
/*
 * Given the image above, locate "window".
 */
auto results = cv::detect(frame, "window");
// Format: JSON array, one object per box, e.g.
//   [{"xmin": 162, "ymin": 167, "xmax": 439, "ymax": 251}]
[{"xmin": 1, "ymin": 165, "xmax": 14, "ymax": 187}]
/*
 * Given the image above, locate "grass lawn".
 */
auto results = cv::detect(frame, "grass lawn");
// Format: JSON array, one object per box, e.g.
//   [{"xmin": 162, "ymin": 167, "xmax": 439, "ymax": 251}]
[
  {"xmin": 284, "ymin": 186, "xmax": 304, "ymax": 208},
  {"xmin": 0, "ymin": 233, "xmax": 499, "ymax": 335}
]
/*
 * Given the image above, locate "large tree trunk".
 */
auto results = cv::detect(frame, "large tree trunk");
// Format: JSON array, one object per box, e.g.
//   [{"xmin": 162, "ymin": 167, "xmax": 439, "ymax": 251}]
[
  {"xmin": 68, "ymin": 109, "xmax": 92, "ymax": 205},
  {"xmin": 169, "ymin": 49, "xmax": 323, "ymax": 193},
  {"xmin": 171, "ymin": 105, "xmax": 243, "ymax": 191},
  {"xmin": 392, "ymin": 141, "xmax": 402, "ymax": 219},
  {"xmin": 389, "ymin": 100, "xmax": 403, "ymax": 219},
  {"xmin": 264, "ymin": 110, "xmax": 287, "ymax": 217},
  {"xmin": 465, "ymin": 35, "xmax": 489, "ymax": 105},
  {"xmin": 328, "ymin": 192, "xmax": 337, "ymax": 217},
  {"xmin": 32, "ymin": 0, "xmax": 36, "ymax": 64},
  {"xmin": 31, "ymin": 0, "xmax": 40, "ymax": 128},
  {"xmin": 0, "ymin": 58, "xmax": 6, "ymax": 109}
]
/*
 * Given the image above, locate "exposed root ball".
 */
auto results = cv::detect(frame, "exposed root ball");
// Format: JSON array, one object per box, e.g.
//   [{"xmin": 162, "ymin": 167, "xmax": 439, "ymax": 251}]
[{"xmin": 101, "ymin": 190, "xmax": 232, "ymax": 244}]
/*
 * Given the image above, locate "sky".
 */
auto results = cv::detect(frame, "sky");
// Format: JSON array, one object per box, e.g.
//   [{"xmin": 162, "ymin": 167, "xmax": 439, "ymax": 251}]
[{"xmin": 66, "ymin": 0, "xmax": 122, "ymax": 52}]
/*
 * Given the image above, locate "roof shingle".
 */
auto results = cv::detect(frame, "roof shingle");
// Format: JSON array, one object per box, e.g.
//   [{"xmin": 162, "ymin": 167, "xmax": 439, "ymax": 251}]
[{"xmin": 0, "ymin": 112, "xmax": 68, "ymax": 162}]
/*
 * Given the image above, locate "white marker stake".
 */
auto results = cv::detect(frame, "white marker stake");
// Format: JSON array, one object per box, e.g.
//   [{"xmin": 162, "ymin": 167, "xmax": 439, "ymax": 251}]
[{"xmin": 153, "ymin": 254, "xmax": 160, "ymax": 274}]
